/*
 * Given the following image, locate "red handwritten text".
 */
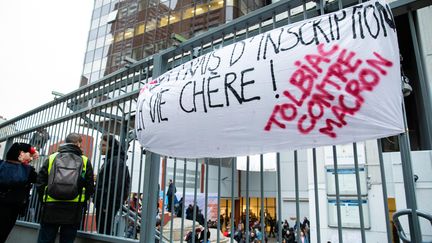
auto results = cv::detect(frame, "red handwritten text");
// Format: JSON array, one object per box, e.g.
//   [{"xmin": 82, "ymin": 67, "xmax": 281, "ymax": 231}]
[{"xmin": 264, "ymin": 43, "xmax": 393, "ymax": 138}]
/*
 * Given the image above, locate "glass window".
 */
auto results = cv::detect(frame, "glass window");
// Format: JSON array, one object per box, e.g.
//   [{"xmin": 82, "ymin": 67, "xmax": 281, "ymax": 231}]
[
  {"xmin": 123, "ymin": 48, "xmax": 132, "ymax": 57},
  {"xmin": 128, "ymin": 2, "xmax": 138, "ymax": 15},
  {"xmin": 209, "ymin": 0, "xmax": 224, "ymax": 10},
  {"xmin": 101, "ymin": 3, "xmax": 111, "ymax": 16},
  {"xmin": 113, "ymin": 52, "xmax": 122, "ymax": 65},
  {"xmin": 124, "ymin": 28, "xmax": 134, "ymax": 39},
  {"xmin": 94, "ymin": 47, "xmax": 104, "ymax": 60},
  {"xmin": 99, "ymin": 69, "xmax": 105, "ymax": 79},
  {"xmin": 83, "ymin": 63, "xmax": 92, "ymax": 74},
  {"xmin": 105, "ymin": 34, "xmax": 114, "ymax": 46},
  {"xmin": 99, "ymin": 69, "xmax": 106, "ymax": 78},
  {"xmin": 97, "ymin": 25, "xmax": 108, "ymax": 38},
  {"xmin": 160, "ymin": 0, "xmax": 176, "ymax": 9},
  {"xmin": 96, "ymin": 37, "xmax": 105, "ymax": 49},
  {"xmin": 103, "ymin": 46, "xmax": 110, "ymax": 57},
  {"xmin": 92, "ymin": 7, "xmax": 102, "ymax": 20},
  {"xmin": 114, "ymin": 32, "xmax": 124, "ymax": 42},
  {"xmin": 85, "ymin": 50, "xmax": 95, "ymax": 63},
  {"xmin": 159, "ymin": 12, "xmax": 180, "ymax": 27},
  {"xmin": 143, "ymin": 44, "xmax": 154, "ymax": 57},
  {"xmin": 100, "ymin": 57, "xmax": 108, "ymax": 70},
  {"xmin": 119, "ymin": 6, "xmax": 128, "ymax": 18},
  {"xmin": 135, "ymin": 23, "xmax": 145, "ymax": 35},
  {"xmin": 90, "ymin": 71, "xmax": 100, "ymax": 83},
  {"xmin": 95, "ymin": 0, "xmax": 103, "ymax": 8},
  {"xmin": 110, "ymin": 3, "xmax": 116, "ymax": 12},
  {"xmin": 132, "ymin": 47, "xmax": 143, "ymax": 60},
  {"xmin": 100, "ymin": 15, "xmax": 108, "ymax": 26},
  {"xmin": 146, "ymin": 19, "xmax": 157, "ymax": 31},
  {"xmin": 89, "ymin": 28, "xmax": 98, "ymax": 41},
  {"xmin": 91, "ymin": 18, "xmax": 100, "ymax": 29},
  {"xmin": 87, "ymin": 39, "xmax": 96, "ymax": 51},
  {"xmin": 92, "ymin": 59, "xmax": 102, "ymax": 72}
]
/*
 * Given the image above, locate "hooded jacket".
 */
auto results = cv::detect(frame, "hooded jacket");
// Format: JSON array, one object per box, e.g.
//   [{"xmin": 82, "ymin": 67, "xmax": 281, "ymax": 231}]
[
  {"xmin": 94, "ymin": 146, "xmax": 130, "ymax": 213},
  {"xmin": 36, "ymin": 143, "xmax": 95, "ymax": 225}
]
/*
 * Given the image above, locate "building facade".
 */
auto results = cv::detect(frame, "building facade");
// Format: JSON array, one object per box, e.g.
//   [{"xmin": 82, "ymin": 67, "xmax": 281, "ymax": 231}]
[{"xmin": 80, "ymin": 0, "xmax": 272, "ymax": 85}]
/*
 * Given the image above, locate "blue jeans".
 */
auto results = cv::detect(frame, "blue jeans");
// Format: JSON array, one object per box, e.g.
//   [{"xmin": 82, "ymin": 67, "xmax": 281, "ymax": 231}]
[{"xmin": 37, "ymin": 223, "xmax": 78, "ymax": 243}]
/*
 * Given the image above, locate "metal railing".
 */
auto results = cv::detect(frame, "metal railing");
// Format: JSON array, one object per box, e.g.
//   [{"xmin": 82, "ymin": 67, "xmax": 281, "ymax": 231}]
[{"xmin": 1, "ymin": 0, "xmax": 431, "ymax": 242}]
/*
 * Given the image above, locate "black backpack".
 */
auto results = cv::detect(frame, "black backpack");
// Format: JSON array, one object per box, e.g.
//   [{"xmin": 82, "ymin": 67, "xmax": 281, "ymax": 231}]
[{"xmin": 46, "ymin": 152, "xmax": 87, "ymax": 201}]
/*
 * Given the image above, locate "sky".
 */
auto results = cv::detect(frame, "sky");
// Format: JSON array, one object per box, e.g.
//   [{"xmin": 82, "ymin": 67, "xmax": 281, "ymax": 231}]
[{"xmin": 0, "ymin": 1, "xmax": 94, "ymax": 120}]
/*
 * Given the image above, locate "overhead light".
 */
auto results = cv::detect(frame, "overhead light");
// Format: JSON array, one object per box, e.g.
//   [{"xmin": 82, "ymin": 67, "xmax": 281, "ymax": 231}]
[
  {"xmin": 402, "ymin": 74, "xmax": 412, "ymax": 97},
  {"xmin": 52, "ymin": 91, "xmax": 64, "ymax": 100}
]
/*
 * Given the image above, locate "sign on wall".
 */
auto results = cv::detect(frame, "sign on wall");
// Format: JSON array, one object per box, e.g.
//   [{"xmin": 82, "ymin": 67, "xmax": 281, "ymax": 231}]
[
  {"xmin": 326, "ymin": 166, "xmax": 368, "ymax": 196},
  {"xmin": 327, "ymin": 198, "xmax": 371, "ymax": 228},
  {"xmin": 136, "ymin": 0, "xmax": 403, "ymax": 158}
]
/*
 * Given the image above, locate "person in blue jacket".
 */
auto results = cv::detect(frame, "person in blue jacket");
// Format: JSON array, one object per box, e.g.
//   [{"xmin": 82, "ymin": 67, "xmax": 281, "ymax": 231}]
[{"xmin": 0, "ymin": 142, "xmax": 38, "ymax": 243}]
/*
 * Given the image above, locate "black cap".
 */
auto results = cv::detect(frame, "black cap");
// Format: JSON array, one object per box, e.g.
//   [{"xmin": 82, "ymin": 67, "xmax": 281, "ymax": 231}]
[{"xmin": 6, "ymin": 142, "xmax": 33, "ymax": 161}]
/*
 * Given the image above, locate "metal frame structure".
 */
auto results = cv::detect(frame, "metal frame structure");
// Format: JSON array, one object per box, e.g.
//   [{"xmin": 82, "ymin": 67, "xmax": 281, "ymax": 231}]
[{"xmin": 1, "ymin": 0, "xmax": 431, "ymax": 242}]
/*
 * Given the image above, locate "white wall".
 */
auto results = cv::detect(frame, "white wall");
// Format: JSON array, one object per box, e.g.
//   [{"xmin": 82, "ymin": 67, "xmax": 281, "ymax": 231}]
[
  {"xmin": 306, "ymin": 141, "xmax": 432, "ymax": 243},
  {"xmin": 384, "ymin": 150, "xmax": 432, "ymax": 241},
  {"xmin": 417, "ymin": 6, "xmax": 432, "ymax": 102}
]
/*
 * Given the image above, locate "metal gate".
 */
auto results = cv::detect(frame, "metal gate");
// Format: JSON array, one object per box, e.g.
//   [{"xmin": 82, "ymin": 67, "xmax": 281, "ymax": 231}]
[{"xmin": 1, "ymin": 0, "xmax": 431, "ymax": 242}]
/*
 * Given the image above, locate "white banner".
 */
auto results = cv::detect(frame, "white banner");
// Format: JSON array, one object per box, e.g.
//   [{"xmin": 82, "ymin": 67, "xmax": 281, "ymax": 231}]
[{"xmin": 136, "ymin": 0, "xmax": 403, "ymax": 158}]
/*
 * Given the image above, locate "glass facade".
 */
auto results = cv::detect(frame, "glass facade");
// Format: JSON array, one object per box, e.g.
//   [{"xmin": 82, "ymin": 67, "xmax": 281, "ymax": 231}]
[{"xmin": 80, "ymin": 0, "xmax": 271, "ymax": 85}]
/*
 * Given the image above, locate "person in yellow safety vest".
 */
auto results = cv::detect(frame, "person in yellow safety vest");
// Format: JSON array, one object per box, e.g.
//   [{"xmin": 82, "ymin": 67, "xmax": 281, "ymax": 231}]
[{"xmin": 36, "ymin": 133, "xmax": 95, "ymax": 243}]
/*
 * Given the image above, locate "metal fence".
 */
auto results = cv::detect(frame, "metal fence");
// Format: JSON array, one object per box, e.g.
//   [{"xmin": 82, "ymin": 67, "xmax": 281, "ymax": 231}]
[{"xmin": 1, "ymin": 0, "xmax": 431, "ymax": 242}]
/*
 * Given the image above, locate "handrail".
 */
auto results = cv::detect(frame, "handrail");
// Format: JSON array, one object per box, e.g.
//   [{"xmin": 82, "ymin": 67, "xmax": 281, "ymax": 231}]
[
  {"xmin": 393, "ymin": 209, "xmax": 432, "ymax": 243},
  {"xmin": 121, "ymin": 205, "xmax": 171, "ymax": 242}
]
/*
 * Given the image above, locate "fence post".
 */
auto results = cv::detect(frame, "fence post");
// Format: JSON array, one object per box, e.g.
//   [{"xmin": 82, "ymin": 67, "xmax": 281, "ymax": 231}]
[
  {"xmin": 139, "ymin": 52, "xmax": 167, "ymax": 243},
  {"xmin": 398, "ymin": 99, "xmax": 422, "ymax": 242},
  {"xmin": 140, "ymin": 151, "xmax": 161, "ymax": 243}
]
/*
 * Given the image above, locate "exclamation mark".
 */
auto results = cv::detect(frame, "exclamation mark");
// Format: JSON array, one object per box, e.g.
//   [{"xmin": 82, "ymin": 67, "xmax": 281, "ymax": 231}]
[{"xmin": 270, "ymin": 59, "xmax": 279, "ymax": 98}]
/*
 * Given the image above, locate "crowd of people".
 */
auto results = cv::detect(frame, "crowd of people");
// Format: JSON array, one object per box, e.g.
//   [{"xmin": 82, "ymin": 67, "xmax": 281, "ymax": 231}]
[
  {"xmin": 0, "ymin": 133, "xmax": 131, "ymax": 243},
  {"xmin": 1, "ymin": 132, "xmax": 313, "ymax": 243},
  {"xmin": 227, "ymin": 216, "xmax": 310, "ymax": 243}
]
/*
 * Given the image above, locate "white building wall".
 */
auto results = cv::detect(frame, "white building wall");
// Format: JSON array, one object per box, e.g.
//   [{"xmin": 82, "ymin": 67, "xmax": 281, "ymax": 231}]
[
  {"xmin": 306, "ymin": 141, "xmax": 432, "ymax": 243},
  {"xmin": 417, "ymin": 6, "xmax": 432, "ymax": 101},
  {"xmin": 384, "ymin": 150, "xmax": 432, "ymax": 241}
]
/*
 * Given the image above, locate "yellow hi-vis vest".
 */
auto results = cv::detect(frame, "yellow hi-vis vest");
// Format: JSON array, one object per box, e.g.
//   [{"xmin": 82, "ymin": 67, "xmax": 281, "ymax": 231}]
[{"xmin": 43, "ymin": 152, "xmax": 88, "ymax": 203}]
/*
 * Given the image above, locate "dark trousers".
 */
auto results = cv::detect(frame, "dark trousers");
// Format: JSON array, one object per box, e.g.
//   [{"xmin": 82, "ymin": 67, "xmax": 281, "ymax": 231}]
[
  {"xmin": 37, "ymin": 223, "xmax": 78, "ymax": 243},
  {"xmin": 96, "ymin": 206, "xmax": 119, "ymax": 235},
  {"xmin": 167, "ymin": 195, "xmax": 174, "ymax": 212},
  {"xmin": 0, "ymin": 204, "xmax": 20, "ymax": 243}
]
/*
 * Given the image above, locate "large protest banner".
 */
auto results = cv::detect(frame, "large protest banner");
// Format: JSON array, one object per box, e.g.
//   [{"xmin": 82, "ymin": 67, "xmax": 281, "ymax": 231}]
[{"xmin": 135, "ymin": 0, "xmax": 403, "ymax": 158}]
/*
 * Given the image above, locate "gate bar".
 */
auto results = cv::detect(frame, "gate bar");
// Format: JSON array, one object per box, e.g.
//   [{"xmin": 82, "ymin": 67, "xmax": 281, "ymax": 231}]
[
  {"xmin": 294, "ymin": 150, "xmax": 301, "ymax": 242},
  {"xmin": 231, "ymin": 158, "xmax": 236, "ymax": 243},
  {"xmin": 333, "ymin": 146, "xmax": 343, "ymax": 243},
  {"xmin": 277, "ymin": 153, "xmax": 282, "ymax": 243},
  {"xmin": 260, "ymin": 154, "xmax": 265, "ymax": 241},
  {"xmin": 312, "ymin": 148, "xmax": 321, "ymax": 243},
  {"xmin": 398, "ymin": 98, "xmax": 422, "ymax": 242},
  {"xmin": 353, "ymin": 143, "xmax": 366, "ymax": 243},
  {"xmin": 377, "ymin": 141, "xmax": 393, "ymax": 243},
  {"xmin": 139, "ymin": 151, "xmax": 160, "ymax": 243}
]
